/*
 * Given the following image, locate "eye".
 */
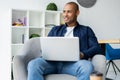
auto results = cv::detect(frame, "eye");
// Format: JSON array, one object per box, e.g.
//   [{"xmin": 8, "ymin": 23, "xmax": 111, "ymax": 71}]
[
  {"xmin": 63, "ymin": 10, "xmax": 65, "ymax": 13},
  {"xmin": 67, "ymin": 10, "xmax": 70, "ymax": 13}
]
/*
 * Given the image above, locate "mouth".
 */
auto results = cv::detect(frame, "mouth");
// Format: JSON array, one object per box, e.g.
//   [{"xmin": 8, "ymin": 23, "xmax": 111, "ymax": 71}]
[{"xmin": 64, "ymin": 17, "xmax": 69, "ymax": 21}]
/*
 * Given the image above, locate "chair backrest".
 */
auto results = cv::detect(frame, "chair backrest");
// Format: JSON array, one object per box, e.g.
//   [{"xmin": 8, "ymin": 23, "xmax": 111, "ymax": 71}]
[
  {"xmin": 106, "ymin": 43, "xmax": 120, "ymax": 60},
  {"xmin": 23, "ymin": 37, "xmax": 42, "ymax": 65}
]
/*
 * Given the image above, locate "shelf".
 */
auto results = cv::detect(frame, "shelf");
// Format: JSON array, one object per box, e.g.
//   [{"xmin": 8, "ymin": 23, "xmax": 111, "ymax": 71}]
[
  {"xmin": 29, "ymin": 26, "xmax": 44, "ymax": 28},
  {"xmin": 11, "ymin": 9, "xmax": 62, "ymax": 59},
  {"xmin": 29, "ymin": 11, "xmax": 44, "ymax": 27},
  {"xmin": 12, "ymin": 26, "xmax": 28, "ymax": 28},
  {"xmin": 45, "ymin": 11, "xmax": 60, "ymax": 26},
  {"xmin": 29, "ymin": 28, "xmax": 43, "ymax": 37},
  {"xmin": 11, "ymin": 44, "xmax": 23, "ymax": 57},
  {"xmin": 45, "ymin": 10, "xmax": 61, "ymax": 14},
  {"xmin": 45, "ymin": 27, "xmax": 52, "ymax": 30},
  {"xmin": 12, "ymin": 9, "xmax": 27, "ymax": 26},
  {"xmin": 11, "ymin": 9, "xmax": 63, "ymax": 80},
  {"xmin": 12, "ymin": 44, "xmax": 24, "ymax": 46},
  {"xmin": 12, "ymin": 27, "xmax": 28, "ymax": 44}
]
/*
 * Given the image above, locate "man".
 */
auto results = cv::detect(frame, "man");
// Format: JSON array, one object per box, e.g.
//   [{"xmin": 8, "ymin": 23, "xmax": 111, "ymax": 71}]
[{"xmin": 27, "ymin": 2, "xmax": 104, "ymax": 80}]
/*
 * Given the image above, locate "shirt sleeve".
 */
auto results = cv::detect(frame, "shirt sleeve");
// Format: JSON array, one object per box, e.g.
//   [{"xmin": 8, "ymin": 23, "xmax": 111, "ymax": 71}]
[
  {"xmin": 47, "ymin": 26, "xmax": 57, "ymax": 36},
  {"xmin": 82, "ymin": 27, "xmax": 102, "ymax": 58}
]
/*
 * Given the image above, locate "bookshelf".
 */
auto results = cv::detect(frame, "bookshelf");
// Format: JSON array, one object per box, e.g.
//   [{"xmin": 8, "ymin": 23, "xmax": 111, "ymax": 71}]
[{"xmin": 11, "ymin": 9, "xmax": 63, "ymax": 60}]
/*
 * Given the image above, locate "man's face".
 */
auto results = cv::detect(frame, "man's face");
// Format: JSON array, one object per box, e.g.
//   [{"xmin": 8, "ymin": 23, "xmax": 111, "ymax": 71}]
[{"xmin": 63, "ymin": 4, "xmax": 79, "ymax": 24}]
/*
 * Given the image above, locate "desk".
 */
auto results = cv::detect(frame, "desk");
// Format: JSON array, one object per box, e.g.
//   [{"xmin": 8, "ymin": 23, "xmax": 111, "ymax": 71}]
[
  {"xmin": 98, "ymin": 39, "xmax": 120, "ymax": 44},
  {"xmin": 98, "ymin": 39, "xmax": 120, "ymax": 55}
]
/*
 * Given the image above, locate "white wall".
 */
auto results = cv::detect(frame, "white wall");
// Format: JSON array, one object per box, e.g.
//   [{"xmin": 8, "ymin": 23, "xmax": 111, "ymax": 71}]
[
  {"xmin": 38, "ymin": 0, "xmax": 120, "ymax": 40},
  {"xmin": 0, "ymin": 0, "xmax": 51, "ymax": 80},
  {"xmin": 77, "ymin": 0, "xmax": 120, "ymax": 40},
  {"xmin": 0, "ymin": 0, "xmax": 120, "ymax": 80}
]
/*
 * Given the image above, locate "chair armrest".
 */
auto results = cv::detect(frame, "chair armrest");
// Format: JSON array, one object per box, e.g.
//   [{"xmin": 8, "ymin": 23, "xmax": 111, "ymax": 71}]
[
  {"xmin": 13, "ymin": 55, "xmax": 27, "ymax": 80},
  {"xmin": 92, "ymin": 54, "xmax": 106, "ymax": 80},
  {"xmin": 13, "ymin": 38, "xmax": 42, "ymax": 80}
]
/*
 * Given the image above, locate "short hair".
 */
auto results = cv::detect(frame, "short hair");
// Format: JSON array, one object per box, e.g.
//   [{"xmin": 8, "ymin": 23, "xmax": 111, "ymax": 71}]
[{"xmin": 66, "ymin": 2, "xmax": 79, "ymax": 11}]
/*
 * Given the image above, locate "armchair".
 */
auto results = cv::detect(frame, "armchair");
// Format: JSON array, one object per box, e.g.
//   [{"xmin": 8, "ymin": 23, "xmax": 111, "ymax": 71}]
[{"xmin": 13, "ymin": 37, "xmax": 106, "ymax": 80}]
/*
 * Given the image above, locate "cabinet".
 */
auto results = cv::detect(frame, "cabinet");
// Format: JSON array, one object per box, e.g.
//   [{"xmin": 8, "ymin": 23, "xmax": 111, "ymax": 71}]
[{"xmin": 11, "ymin": 9, "xmax": 64, "ymax": 60}]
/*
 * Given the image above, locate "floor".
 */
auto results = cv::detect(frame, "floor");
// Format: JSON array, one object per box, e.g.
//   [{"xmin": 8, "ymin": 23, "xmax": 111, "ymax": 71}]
[
  {"xmin": 106, "ymin": 71, "xmax": 120, "ymax": 80},
  {"xmin": 106, "ymin": 72, "xmax": 120, "ymax": 80},
  {"xmin": 106, "ymin": 60, "xmax": 120, "ymax": 80}
]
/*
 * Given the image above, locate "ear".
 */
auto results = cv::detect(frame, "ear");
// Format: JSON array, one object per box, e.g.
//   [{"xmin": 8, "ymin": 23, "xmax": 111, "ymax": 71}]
[{"xmin": 76, "ymin": 10, "xmax": 80, "ymax": 16}]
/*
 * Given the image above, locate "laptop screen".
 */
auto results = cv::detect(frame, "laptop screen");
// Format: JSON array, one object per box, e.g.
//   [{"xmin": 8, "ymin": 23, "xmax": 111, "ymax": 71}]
[{"xmin": 40, "ymin": 37, "xmax": 80, "ymax": 61}]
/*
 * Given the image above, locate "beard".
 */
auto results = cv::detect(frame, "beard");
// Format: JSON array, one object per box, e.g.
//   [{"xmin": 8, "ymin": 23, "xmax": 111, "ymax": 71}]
[{"xmin": 64, "ymin": 17, "xmax": 77, "ymax": 25}]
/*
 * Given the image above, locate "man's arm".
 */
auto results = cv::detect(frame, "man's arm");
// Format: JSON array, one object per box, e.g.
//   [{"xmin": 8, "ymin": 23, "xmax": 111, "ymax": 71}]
[
  {"xmin": 82, "ymin": 27, "xmax": 102, "ymax": 59},
  {"xmin": 48, "ymin": 26, "xmax": 57, "ymax": 36}
]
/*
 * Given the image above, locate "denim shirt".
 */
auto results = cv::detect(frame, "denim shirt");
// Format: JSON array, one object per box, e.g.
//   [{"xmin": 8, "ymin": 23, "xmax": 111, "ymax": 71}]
[{"xmin": 48, "ymin": 22, "xmax": 101, "ymax": 59}]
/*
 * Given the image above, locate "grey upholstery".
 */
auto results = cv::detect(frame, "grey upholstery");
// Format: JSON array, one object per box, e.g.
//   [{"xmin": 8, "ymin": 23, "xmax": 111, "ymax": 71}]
[
  {"xmin": 13, "ymin": 37, "xmax": 106, "ymax": 80},
  {"xmin": 92, "ymin": 54, "xmax": 106, "ymax": 80}
]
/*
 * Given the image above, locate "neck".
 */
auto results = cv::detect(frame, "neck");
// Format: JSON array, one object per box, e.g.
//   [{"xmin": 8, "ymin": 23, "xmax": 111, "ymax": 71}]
[{"xmin": 66, "ymin": 21, "xmax": 77, "ymax": 27}]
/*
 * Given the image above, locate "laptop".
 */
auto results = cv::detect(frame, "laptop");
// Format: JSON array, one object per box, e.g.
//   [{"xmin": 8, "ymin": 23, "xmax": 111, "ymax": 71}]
[{"xmin": 40, "ymin": 37, "xmax": 80, "ymax": 61}]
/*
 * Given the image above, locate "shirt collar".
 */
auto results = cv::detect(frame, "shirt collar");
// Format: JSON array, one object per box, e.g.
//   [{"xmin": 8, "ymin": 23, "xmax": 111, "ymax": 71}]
[{"xmin": 64, "ymin": 22, "xmax": 80, "ymax": 28}]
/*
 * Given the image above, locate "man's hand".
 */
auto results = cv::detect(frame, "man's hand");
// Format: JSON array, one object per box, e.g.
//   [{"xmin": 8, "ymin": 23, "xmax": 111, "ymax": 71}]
[{"xmin": 80, "ymin": 52, "xmax": 84, "ymax": 58}]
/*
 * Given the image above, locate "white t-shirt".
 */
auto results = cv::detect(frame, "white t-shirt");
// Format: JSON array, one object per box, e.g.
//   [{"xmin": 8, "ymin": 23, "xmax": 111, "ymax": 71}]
[{"xmin": 64, "ymin": 27, "xmax": 74, "ymax": 37}]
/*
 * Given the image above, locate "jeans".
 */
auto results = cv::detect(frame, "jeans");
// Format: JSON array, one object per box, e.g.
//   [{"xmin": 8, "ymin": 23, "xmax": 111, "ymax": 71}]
[{"xmin": 27, "ymin": 58, "xmax": 93, "ymax": 80}]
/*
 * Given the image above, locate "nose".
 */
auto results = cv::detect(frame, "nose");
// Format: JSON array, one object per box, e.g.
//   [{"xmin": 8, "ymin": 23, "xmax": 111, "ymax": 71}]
[{"xmin": 63, "ymin": 11, "xmax": 68, "ymax": 17}]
